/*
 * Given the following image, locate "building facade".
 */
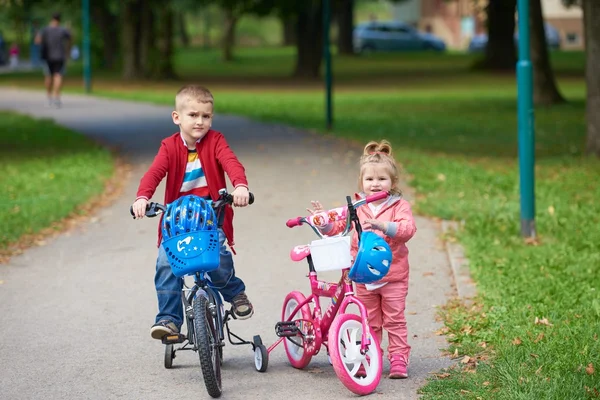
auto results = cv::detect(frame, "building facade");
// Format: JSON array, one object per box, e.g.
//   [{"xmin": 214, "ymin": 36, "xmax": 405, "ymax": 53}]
[{"xmin": 390, "ymin": 0, "xmax": 584, "ymax": 50}]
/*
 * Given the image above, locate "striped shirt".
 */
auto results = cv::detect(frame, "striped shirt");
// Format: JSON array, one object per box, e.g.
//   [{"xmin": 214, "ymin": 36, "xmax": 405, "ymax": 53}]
[{"xmin": 180, "ymin": 150, "xmax": 210, "ymax": 198}]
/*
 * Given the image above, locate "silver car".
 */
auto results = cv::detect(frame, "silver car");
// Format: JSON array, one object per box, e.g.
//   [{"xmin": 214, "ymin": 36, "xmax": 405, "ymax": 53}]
[{"xmin": 354, "ymin": 21, "xmax": 446, "ymax": 54}]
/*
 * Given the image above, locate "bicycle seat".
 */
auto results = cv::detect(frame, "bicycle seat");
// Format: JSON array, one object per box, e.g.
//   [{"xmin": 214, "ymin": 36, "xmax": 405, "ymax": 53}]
[{"xmin": 290, "ymin": 245, "xmax": 311, "ymax": 262}]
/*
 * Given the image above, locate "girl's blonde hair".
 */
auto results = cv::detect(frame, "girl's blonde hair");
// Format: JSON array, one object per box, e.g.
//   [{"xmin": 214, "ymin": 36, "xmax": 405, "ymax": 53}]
[{"xmin": 358, "ymin": 140, "xmax": 402, "ymax": 196}]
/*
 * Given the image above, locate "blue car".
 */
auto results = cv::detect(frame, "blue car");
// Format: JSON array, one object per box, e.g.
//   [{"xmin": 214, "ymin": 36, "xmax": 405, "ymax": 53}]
[
  {"xmin": 468, "ymin": 22, "xmax": 561, "ymax": 52},
  {"xmin": 353, "ymin": 21, "xmax": 446, "ymax": 54}
]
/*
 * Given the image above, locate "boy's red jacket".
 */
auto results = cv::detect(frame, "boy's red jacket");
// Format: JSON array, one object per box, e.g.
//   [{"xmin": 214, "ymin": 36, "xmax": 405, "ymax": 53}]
[{"xmin": 136, "ymin": 130, "xmax": 248, "ymax": 247}]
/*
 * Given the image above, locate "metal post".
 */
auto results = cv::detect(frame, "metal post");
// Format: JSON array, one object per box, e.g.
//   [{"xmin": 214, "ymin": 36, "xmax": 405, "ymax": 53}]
[
  {"xmin": 517, "ymin": 0, "xmax": 535, "ymax": 238},
  {"xmin": 82, "ymin": 0, "xmax": 91, "ymax": 93},
  {"xmin": 323, "ymin": 0, "xmax": 333, "ymax": 130}
]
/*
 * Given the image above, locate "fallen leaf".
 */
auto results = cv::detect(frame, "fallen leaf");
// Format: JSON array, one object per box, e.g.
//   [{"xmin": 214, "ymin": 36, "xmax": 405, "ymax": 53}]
[
  {"xmin": 408, "ymin": 311, "xmax": 417, "ymax": 315},
  {"xmin": 422, "ymin": 271, "xmax": 434, "ymax": 276},
  {"xmin": 479, "ymin": 342, "xmax": 487, "ymax": 348},
  {"xmin": 483, "ymin": 381, "xmax": 490, "ymax": 386},
  {"xmin": 586, "ymin": 363, "xmax": 595, "ymax": 375},
  {"xmin": 534, "ymin": 332, "xmax": 545, "ymax": 343},
  {"xmin": 548, "ymin": 206, "xmax": 555, "ymax": 215},
  {"xmin": 512, "ymin": 337, "xmax": 522, "ymax": 345},
  {"xmin": 437, "ymin": 173, "xmax": 446, "ymax": 182},
  {"xmin": 461, "ymin": 356, "xmax": 471, "ymax": 364},
  {"xmin": 453, "ymin": 348, "xmax": 459, "ymax": 358},
  {"xmin": 435, "ymin": 327, "xmax": 449, "ymax": 336},
  {"xmin": 535, "ymin": 365, "xmax": 543, "ymax": 375},
  {"xmin": 534, "ymin": 317, "xmax": 553, "ymax": 326},
  {"xmin": 530, "ymin": 353, "xmax": 539, "ymax": 359},
  {"xmin": 435, "ymin": 373, "xmax": 451, "ymax": 379}
]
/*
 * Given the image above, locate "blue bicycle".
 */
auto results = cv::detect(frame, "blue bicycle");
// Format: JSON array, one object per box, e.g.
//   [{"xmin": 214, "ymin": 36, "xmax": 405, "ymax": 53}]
[{"xmin": 131, "ymin": 189, "xmax": 267, "ymax": 398}]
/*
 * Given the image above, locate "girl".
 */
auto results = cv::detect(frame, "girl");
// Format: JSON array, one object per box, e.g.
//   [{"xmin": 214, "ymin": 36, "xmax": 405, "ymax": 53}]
[{"xmin": 311, "ymin": 139, "xmax": 417, "ymax": 379}]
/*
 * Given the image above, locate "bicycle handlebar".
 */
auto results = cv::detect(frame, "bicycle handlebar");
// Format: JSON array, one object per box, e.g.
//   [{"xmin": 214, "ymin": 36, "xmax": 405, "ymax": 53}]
[
  {"xmin": 130, "ymin": 190, "xmax": 254, "ymax": 219},
  {"xmin": 285, "ymin": 191, "xmax": 388, "ymax": 235}
]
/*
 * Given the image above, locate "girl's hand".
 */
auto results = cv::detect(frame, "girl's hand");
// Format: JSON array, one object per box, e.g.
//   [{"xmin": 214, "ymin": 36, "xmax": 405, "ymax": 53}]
[
  {"xmin": 308, "ymin": 201, "xmax": 328, "ymax": 228},
  {"xmin": 231, "ymin": 186, "xmax": 250, "ymax": 207},
  {"xmin": 363, "ymin": 219, "xmax": 388, "ymax": 232},
  {"xmin": 132, "ymin": 198, "xmax": 149, "ymax": 219},
  {"xmin": 308, "ymin": 200, "xmax": 324, "ymax": 214}
]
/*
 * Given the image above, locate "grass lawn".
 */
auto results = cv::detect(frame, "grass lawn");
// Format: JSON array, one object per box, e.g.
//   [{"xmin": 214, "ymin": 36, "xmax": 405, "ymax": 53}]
[
  {"xmin": 0, "ymin": 111, "xmax": 114, "ymax": 257},
  {"xmin": 1, "ymin": 48, "xmax": 598, "ymax": 398}
]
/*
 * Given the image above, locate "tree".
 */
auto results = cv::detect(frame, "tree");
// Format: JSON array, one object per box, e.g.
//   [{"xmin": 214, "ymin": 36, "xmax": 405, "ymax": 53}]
[
  {"xmin": 529, "ymin": 0, "xmax": 565, "ymax": 105},
  {"xmin": 336, "ymin": 0, "xmax": 354, "ymax": 55},
  {"xmin": 582, "ymin": 0, "xmax": 600, "ymax": 156},
  {"xmin": 476, "ymin": 0, "xmax": 517, "ymax": 70}
]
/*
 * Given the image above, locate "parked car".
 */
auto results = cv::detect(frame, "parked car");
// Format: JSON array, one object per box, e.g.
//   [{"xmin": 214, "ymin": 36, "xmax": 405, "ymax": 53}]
[
  {"xmin": 353, "ymin": 21, "xmax": 446, "ymax": 54},
  {"xmin": 468, "ymin": 22, "xmax": 561, "ymax": 52}
]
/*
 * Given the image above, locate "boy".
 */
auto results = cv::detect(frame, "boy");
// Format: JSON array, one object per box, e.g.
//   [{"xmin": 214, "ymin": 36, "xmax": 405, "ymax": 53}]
[{"xmin": 131, "ymin": 85, "xmax": 253, "ymax": 339}]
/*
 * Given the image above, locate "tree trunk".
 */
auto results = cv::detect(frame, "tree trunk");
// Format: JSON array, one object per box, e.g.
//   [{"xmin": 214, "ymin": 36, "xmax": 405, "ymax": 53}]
[
  {"xmin": 222, "ymin": 8, "xmax": 238, "ymax": 62},
  {"xmin": 177, "ymin": 12, "xmax": 190, "ymax": 47},
  {"xmin": 475, "ymin": 0, "xmax": 517, "ymax": 70},
  {"xmin": 294, "ymin": 0, "xmax": 324, "ymax": 79},
  {"xmin": 336, "ymin": 0, "xmax": 354, "ymax": 55},
  {"xmin": 282, "ymin": 15, "xmax": 297, "ymax": 46},
  {"xmin": 583, "ymin": 0, "xmax": 600, "ymax": 156},
  {"xmin": 156, "ymin": 8, "xmax": 176, "ymax": 79},
  {"xmin": 121, "ymin": 0, "xmax": 142, "ymax": 79},
  {"xmin": 92, "ymin": 3, "xmax": 118, "ymax": 69},
  {"xmin": 139, "ymin": 2, "xmax": 155, "ymax": 78},
  {"xmin": 530, "ymin": 0, "xmax": 565, "ymax": 105}
]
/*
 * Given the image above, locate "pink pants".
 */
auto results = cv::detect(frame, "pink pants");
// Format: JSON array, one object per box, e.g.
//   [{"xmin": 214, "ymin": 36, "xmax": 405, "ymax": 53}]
[{"xmin": 356, "ymin": 279, "xmax": 410, "ymax": 363}]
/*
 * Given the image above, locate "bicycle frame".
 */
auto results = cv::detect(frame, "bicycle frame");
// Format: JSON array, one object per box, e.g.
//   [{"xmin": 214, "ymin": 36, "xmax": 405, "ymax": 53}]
[{"xmin": 270, "ymin": 192, "xmax": 389, "ymax": 356}]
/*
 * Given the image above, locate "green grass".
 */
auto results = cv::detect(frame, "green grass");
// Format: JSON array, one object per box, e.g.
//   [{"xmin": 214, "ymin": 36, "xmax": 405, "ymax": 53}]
[
  {"xmin": 1, "ymin": 48, "xmax": 598, "ymax": 397},
  {"xmin": 0, "ymin": 111, "xmax": 114, "ymax": 250}
]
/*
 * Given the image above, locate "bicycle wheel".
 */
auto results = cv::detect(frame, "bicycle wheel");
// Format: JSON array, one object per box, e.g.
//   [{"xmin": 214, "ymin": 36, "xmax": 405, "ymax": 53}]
[
  {"xmin": 193, "ymin": 295, "xmax": 222, "ymax": 398},
  {"xmin": 328, "ymin": 313, "xmax": 382, "ymax": 395},
  {"xmin": 282, "ymin": 291, "xmax": 314, "ymax": 369}
]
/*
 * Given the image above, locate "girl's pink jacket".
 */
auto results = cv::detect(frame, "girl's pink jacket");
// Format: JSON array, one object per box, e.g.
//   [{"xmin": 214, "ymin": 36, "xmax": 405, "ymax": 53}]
[{"xmin": 326, "ymin": 194, "xmax": 417, "ymax": 283}]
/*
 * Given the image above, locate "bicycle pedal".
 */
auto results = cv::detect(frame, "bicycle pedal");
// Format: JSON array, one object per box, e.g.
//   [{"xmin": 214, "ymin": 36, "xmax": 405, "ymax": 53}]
[
  {"xmin": 162, "ymin": 333, "xmax": 186, "ymax": 344},
  {"xmin": 275, "ymin": 321, "xmax": 300, "ymax": 338}
]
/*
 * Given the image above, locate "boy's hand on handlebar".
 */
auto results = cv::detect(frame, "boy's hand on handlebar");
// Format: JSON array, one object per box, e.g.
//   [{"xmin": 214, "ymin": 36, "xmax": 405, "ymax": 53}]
[
  {"xmin": 231, "ymin": 186, "xmax": 250, "ymax": 207},
  {"xmin": 132, "ymin": 198, "xmax": 148, "ymax": 219},
  {"xmin": 364, "ymin": 219, "xmax": 388, "ymax": 232}
]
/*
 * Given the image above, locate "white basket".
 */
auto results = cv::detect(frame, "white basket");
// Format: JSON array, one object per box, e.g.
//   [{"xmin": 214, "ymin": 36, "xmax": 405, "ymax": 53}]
[{"xmin": 309, "ymin": 236, "xmax": 352, "ymax": 272}]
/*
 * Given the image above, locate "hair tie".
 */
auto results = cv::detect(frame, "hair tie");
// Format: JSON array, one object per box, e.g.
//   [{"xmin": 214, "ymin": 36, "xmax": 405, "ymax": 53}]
[{"xmin": 369, "ymin": 151, "xmax": 386, "ymax": 155}]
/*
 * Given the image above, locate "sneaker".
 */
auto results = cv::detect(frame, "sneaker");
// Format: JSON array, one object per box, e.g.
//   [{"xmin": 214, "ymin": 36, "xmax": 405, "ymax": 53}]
[
  {"xmin": 150, "ymin": 320, "xmax": 179, "ymax": 339},
  {"xmin": 231, "ymin": 291, "xmax": 253, "ymax": 320},
  {"xmin": 389, "ymin": 356, "xmax": 408, "ymax": 379}
]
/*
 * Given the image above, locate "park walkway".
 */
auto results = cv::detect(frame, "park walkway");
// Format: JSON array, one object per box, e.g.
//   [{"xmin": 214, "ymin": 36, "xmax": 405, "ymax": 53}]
[{"xmin": 0, "ymin": 88, "xmax": 454, "ymax": 400}]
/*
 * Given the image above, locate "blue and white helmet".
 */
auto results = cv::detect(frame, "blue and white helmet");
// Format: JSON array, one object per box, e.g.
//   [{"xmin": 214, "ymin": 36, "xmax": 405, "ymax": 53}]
[
  {"xmin": 161, "ymin": 195, "xmax": 216, "ymax": 240},
  {"xmin": 348, "ymin": 232, "xmax": 392, "ymax": 284}
]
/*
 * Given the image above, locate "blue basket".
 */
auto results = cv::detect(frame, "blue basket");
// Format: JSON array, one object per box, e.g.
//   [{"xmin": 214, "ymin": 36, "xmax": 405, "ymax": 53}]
[{"xmin": 161, "ymin": 230, "xmax": 220, "ymax": 277}]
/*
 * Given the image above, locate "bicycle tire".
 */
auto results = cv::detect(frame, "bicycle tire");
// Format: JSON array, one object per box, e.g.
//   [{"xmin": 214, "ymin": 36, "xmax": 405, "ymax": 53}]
[
  {"xmin": 328, "ymin": 313, "xmax": 382, "ymax": 395},
  {"xmin": 193, "ymin": 295, "xmax": 222, "ymax": 398},
  {"xmin": 282, "ymin": 291, "xmax": 314, "ymax": 369}
]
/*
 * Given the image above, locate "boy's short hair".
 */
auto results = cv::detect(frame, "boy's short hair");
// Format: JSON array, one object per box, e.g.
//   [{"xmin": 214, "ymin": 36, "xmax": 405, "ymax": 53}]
[{"xmin": 175, "ymin": 85, "xmax": 214, "ymax": 110}]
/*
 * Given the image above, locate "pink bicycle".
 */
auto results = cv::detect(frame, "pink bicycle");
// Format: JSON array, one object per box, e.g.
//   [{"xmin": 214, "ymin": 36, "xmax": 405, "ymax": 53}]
[{"xmin": 267, "ymin": 191, "xmax": 391, "ymax": 395}]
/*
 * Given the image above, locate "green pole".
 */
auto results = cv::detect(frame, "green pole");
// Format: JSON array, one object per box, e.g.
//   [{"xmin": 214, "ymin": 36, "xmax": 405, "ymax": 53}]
[
  {"xmin": 323, "ymin": 0, "xmax": 333, "ymax": 130},
  {"xmin": 517, "ymin": 0, "xmax": 535, "ymax": 238},
  {"xmin": 82, "ymin": 0, "xmax": 91, "ymax": 93}
]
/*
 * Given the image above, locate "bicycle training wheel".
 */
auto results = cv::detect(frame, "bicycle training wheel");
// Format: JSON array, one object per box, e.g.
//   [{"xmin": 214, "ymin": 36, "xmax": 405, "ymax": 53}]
[
  {"xmin": 328, "ymin": 313, "xmax": 382, "ymax": 395},
  {"xmin": 193, "ymin": 295, "xmax": 222, "ymax": 398},
  {"xmin": 282, "ymin": 291, "xmax": 314, "ymax": 369},
  {"xmin": 164, "ymin": 343, "xmax": 174, "ymax": 369}
]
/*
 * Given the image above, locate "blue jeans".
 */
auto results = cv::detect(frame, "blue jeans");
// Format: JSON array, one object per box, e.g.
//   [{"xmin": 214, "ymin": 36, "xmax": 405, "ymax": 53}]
[{"xmin": 154, "ymin": 229, "xmax": 246, "ymax": 328}]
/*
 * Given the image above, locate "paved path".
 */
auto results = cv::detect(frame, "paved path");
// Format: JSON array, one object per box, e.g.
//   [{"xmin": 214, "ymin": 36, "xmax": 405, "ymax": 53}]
[{"xmin": 0, "ymin": 88, "xmax": 454, "ymax": 399}]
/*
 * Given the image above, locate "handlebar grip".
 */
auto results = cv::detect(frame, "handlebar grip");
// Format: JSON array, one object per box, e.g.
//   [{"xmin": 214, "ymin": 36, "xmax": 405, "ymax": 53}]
[
  {"xmin": 365, "ymin": 191, "xmax": 388, "ymax": 203},
  {"xmin": 286, "ymin": 217, "xmax": 302, "ymax": 228}
]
